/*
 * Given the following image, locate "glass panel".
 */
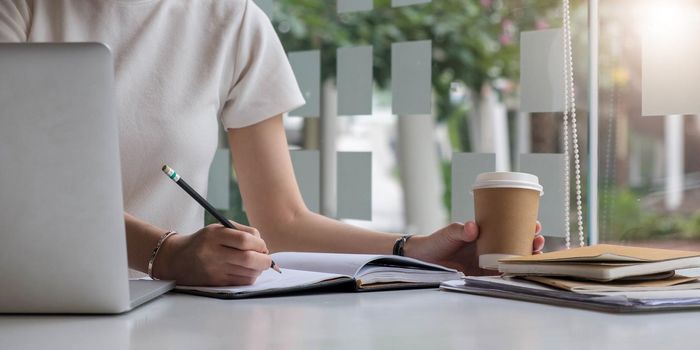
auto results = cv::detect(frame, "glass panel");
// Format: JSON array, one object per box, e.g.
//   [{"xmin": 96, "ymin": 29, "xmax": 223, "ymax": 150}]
[
  {"xmin": 338, "ymin": 0, "xmax": 373, "ymax": 13},
  {"xmin": 451, "ymin": 153, "xmax": 495, "ymax": 223},
  {"xmin": 519, "ymin": 29, "xmax": 564, "ymax": 113},
  {"xmin": 337, "ymin": 45, "xmax": 373, "ymax": 115},
  {"xmin": 207, "ymin": 149, "xmax": 230, "ymax": 210},
  {"xmin": 290, "ymin": 150, "xmax": 321, "ymax": 213},
  {"xmin": 288, "ymin": 50, "xmax": 321, "ymax": 117},
  {"xmin": 519, "ymin": 153, "xmax": 567, "ymax": 238},
  {"xmin": 255, "ymin": 1, "xmax": 582, "ymax": 242},
  {"xmin": 598, "ymin": 0, "xmax": 700, "ymax": 248},
  {"xmin": 392, "ymin": 0, "xmax": 431, "ymax": 8},
  {"xmin": 254, "ymin": 0, "xmax": 275, "ymax": 19},
  {"xmin": 392, "ymin": 40, "xmax": 432, "ymax": 115},
  {"xmin": 641, "ymin": 1, "xmax": 700, "ymax": 116},
  {"xmin": 337, "ymin": 152, "xmax": 372, "ymax": 220}
]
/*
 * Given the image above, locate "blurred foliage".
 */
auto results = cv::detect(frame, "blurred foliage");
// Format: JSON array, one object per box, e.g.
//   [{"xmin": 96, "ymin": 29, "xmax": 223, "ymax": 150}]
[
  {"xmin": 274, "ymin": 0, "xmax": 560, "ymax": 133},
  {"xmin": 605, "ymin": 189, "xmax": 700, "ymax": 241},
  {"xmin": 272, "ymin": 0, "xmax": 560, "ymax": 217}
]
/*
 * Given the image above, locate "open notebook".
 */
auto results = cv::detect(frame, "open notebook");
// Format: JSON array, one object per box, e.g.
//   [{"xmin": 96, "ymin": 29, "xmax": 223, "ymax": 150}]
[{"xmin": 176, "ymin": 252, "xmax": 463, "ymax": 299}]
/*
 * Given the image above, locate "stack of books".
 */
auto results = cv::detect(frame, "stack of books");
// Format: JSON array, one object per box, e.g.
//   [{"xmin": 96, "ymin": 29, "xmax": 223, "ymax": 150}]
[{"xmin": 441, "ymin": 244, "xmax": 700, "ymax": 313}]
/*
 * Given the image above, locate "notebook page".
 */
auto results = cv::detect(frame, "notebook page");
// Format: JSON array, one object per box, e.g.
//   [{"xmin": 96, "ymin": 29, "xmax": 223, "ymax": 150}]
[
  {"xmin": 176, "ymin": 268, "xmax": 347, "ymax": 295},
  {"xmin": 271, "ymin": 252, "xmax": 459, "ymax": 278},
  {"xmin": 356, "ymin": 265, "xmax": 462, "ymax": 284},
  {"xmin": 271, "ymin": 252, "xmax": 381, "ymax": 276}
]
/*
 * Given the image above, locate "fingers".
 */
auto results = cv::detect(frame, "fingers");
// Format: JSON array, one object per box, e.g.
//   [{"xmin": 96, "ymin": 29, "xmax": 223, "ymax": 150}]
[
  {"xmin": 228, "ymin": 220, "xmax": 261, "ymax": 238},
  {"xmin": 218, "ymin": 246, "xmax": 272, "ymax": 272},
  {"xmin": 533, "ymin": 221, "xmax": 544, "ymax": 253},
  {"xmin": 221, "ymin": 230, "xmax": 268, "ymax": 253},
  {"xmin": 208, "ymin": 224, "xmax": 268, "ymax": 254},
  {"xmin": 532, "ymin": 234, "xmax": 545, "ymax": 252},
  {"xmin": 202, "ymin": 248, "xmax": 271, "ymax": 286}
]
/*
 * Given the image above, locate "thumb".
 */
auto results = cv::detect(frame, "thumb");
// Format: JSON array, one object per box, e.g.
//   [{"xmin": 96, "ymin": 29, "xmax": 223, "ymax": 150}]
[
  {"xmin": 442, "ymin": 221, "xmax": 478, "ymax": 243},
  {"xmin": 463, "ymin": 221, "xmax": 479, "ymax": 242}
]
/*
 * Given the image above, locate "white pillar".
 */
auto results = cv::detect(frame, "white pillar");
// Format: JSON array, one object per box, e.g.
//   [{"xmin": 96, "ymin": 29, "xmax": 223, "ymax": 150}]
[
  {"xmin": 467, "ymin": 90, "xmax": 481, "ymax": 153},
  {"xmin": 515, "ymin": 111, "xmax": 531, "ymax": 169},
  {"xmin": 320, "ymin": 80, "xmax": 338, "ymax": 218},
  {"xmin": 629, "ymin": 139, "xmax": 643, "ymax": 187},
  {"xmin": 398, "ymin": 115, "xmax": 446, "ymax": 235},
  {"xmin": 665, "ymin": 114, "xmax": 684, "ymax": 210},
  {"xmin": 478, "ymin": 85, "xmax": 510, "ymax": 171}
]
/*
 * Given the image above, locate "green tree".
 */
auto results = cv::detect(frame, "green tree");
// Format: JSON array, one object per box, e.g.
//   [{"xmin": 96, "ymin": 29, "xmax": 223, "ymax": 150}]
[
  {"xmin": 274, "ymin": 0, "xmax": 560, "ymax": 149},
  {"xmin": 272, "ymin": 0, "xmax": 560, "ymax": 212}
]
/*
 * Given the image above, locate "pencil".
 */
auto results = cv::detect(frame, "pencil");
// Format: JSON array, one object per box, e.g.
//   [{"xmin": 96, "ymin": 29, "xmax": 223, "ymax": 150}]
[{"xmin": 161, "ymin": 165, "xmax": 282, "ymax": 274}]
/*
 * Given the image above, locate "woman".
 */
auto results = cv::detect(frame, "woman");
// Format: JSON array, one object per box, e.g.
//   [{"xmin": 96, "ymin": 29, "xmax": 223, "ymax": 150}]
[{"xmin": 0, "ymin": 0, "xmax": 543, "ymax": 286}]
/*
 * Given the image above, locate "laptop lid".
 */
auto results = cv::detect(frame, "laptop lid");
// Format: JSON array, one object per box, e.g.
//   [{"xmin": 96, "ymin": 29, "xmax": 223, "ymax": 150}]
[{"xmin": 0, "ymin": 43, "xmax": 131, "ymax": 313}]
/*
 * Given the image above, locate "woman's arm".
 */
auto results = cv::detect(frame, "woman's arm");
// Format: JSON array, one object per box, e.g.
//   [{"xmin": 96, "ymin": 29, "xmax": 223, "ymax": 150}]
[
  {"xmin": 228, "ymin": 115, "xmax": 400, "ymax": 255},
  {"xmin": 229, "ymin": 115, "xmax": 544, "ymax": 274}
]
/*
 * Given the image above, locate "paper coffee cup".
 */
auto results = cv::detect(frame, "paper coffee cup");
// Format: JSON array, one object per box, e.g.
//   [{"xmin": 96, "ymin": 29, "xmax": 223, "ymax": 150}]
[{"xmin": 472, "ymin": 172, "xmax": 543, "ymax": 270}]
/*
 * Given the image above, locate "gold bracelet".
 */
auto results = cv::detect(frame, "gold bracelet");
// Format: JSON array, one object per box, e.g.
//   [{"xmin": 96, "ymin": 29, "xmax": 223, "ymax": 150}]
[{"xmin": 147, "ymin": 231, "xmax": 177, "ymax": 280}]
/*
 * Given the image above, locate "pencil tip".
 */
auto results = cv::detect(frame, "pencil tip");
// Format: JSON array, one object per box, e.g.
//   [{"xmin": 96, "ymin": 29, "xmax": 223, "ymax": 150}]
[
  {"xmin": 162, "ymin": 165, "xmax": 169, "ymax": 172},
  {"xmin": 272, "ymin": 262, "xmax": 282, "ymax": 274}
]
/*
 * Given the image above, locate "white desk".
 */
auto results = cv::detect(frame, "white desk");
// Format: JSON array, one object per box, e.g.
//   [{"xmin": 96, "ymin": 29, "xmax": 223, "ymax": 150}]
[{"xmin": 0, "ymin": 288, "xmax": 697, "ymax": 350}]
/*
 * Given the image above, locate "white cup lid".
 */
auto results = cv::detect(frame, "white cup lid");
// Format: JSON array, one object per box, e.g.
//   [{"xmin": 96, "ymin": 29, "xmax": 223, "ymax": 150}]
[{"xmin": 472, "ymin": 171, "xmax": 543, "ymax": 195}]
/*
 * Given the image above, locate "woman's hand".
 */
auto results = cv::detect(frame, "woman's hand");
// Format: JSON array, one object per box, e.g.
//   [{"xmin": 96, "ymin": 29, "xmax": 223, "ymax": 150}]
[
  {"xmin": 404, "ymin": 221, "xmax": 544, "ymax": 276},
  {"xmin": 152, "ymin": 222, "xmax": 272, "ymax": 286}
]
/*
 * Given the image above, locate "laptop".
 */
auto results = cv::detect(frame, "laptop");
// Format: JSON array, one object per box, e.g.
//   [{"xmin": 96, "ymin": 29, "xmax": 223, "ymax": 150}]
[{"xmin": 0, "ymin": 43, "xmax": 174, "ymax": 313}]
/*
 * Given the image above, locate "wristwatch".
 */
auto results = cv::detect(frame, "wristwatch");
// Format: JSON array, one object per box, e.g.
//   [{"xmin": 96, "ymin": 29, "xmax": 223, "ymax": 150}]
[{"xmin": 392, "ymin": 235, "xmax": 413, "ymax": 256}]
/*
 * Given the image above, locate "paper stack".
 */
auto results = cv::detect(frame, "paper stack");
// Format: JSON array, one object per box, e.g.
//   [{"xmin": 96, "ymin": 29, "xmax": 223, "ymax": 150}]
[
  {"xmin": 441, "ymin": 244, "xmax": 700, "ymax": 313},
  {"xmin": 498, "ymin": 244, "xmax": 700, "ymax": 281}
]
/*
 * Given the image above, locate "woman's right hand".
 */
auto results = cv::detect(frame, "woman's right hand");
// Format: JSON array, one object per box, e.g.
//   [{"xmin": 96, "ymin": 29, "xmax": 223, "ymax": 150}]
[{"xmin": 151, "ymin": 222, "xmax": 272, "ymax": 286}]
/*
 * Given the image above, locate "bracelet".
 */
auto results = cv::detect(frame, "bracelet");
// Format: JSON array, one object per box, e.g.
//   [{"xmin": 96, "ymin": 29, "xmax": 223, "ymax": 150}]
[
  {"xmin": 147, "ymin": 230, "xmax": 177, "ymax": 280},
  {"xmin": 392, "ymin": 234, "xmax": 413, "ymax": 256}
]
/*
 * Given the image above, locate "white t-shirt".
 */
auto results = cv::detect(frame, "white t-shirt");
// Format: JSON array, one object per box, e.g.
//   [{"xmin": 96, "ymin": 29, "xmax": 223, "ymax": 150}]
[{"xmin": 0, "ymin": 0, "xmax": 305, "ymax": 234}]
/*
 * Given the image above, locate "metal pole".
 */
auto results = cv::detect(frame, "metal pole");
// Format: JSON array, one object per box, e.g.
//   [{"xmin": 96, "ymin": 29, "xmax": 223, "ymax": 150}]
[
  {"xmin": 588, "ymin": 0, "xmax": 600, "ymax": 245},
  {"xmin": 320, "ymin": 80, "xmax": 338, "ymax": 218},
  {"xmin": 665, "ymin": 115, "xmax": 685, "ymax": 210}
]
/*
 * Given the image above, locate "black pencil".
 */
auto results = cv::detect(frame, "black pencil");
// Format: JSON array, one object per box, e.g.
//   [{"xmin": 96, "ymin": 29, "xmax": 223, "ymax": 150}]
[{"xmin": 161, "ymin": 165, "xmax": 282, "ymax": 273}]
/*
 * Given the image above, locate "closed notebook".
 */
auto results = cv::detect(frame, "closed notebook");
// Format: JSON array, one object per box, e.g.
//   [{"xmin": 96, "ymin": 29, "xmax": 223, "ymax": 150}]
[
  {"xmin": 524, "ymin": 275, "xmax": 700, "ymax": 294},
  {"xmin": 176, "ymin": 252, "xmax": 463, "ymax": 299},
  {"xmin": 498, "ymin": 244, "xmax": 700, "ymax": 281}
]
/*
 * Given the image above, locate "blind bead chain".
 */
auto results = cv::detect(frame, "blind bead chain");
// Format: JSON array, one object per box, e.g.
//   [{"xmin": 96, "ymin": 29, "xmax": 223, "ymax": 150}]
[{"xmin": 562, "ymin": 0, "xmax": 585, "ymax": 248}]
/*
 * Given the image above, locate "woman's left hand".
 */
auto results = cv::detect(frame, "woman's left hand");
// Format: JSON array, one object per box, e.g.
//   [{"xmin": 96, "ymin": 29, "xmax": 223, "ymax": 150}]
[{"xmin": 403, "ymin": 221, "xmax": 544, "ymax": 276}]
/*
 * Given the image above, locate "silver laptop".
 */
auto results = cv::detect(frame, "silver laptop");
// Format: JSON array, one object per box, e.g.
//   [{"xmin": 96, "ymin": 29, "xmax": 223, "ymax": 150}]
[{"xmin": 0, "ymin": 43, "xmax": 174, "ymax": 314}]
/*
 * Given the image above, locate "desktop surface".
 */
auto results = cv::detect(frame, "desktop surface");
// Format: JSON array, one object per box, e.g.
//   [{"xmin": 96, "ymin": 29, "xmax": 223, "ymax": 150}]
[{"xmin": 0, "ymin": 288, "xmax": 697, "ymax": 350}]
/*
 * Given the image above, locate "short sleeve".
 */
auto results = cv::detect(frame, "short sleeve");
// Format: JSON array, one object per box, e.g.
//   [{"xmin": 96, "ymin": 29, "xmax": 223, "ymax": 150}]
[
  {"xmin": 220, "ymin": 0, "xmax": 305, "ymax": 129},
  {"xmin": 0, "ymin": 0, "xmax": 30, "ymax": 42}
]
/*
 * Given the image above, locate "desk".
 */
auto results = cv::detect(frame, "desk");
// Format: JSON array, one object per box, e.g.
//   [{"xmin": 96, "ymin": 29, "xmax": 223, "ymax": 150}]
[{"xmin": 0, "ymin": 288, "xmax": 696, "ymax": 350}]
